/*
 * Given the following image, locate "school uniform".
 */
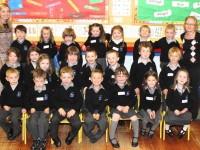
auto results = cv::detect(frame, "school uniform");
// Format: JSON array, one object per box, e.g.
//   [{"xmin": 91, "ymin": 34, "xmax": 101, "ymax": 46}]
[
  {"xmin": 180, "ymin": 32, "xmax": 200, "ymax": 119},
  {"xmin": 133, "ymin": 38, "xmax": 154, "ymax": 62},
  {"xmin": 0, "ymin": 62, "xmax": 24, "ymax": 86},
  {"xmin": 165, "ymin": 87, "xmax": 192, "ymax": 125},
  {"xmin": 107, "ymin": 40, "xmax": 127, "ymax": 65},
  {"xmin": 0, "ymin": 83, "xmax": 24, "ymax": 137},
  {"xmin": 58, "ymin": 41, "xmax": 82, "ymax": 66},
  {"xmin": 154, "ymin": 37, "xmax": 180, "ymax": 68},
  {"xmin": 83, "ymin": 84, "xmax": 108, "ymax": 141},
  {"xmin": 23, "ymin": 62, "xmax": 36, "ymax": 90},
  {"xmin": 11, "ymin": 39, "xmax": 32, "ymax": 64},
  {"xmin": 25, "ymin": 85, "xmax": 51, "ymax": 140},
  {"xmin": 81, "ymin": 62, "xmax": 103, "ymax": 88},
  {"xmin": 50, "ymin": 82, "xmax": 83, "ymax": 140},
  {"xmin": 129, "ymin": 57, "xmax": 157, "ymax": 90}
]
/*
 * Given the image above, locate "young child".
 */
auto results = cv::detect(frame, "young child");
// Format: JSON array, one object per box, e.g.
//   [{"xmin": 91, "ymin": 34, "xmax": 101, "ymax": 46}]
[
  {"xmin": 81, "ymin": 48, "xmax": 103, "ymax": 93},
  {"xmin": 58, "ymin": 28, "xmax": 82, "ymax": 66},
  {"xmin": 164, "ymin": 69, "xmax": 192, "ymax": 139},
  {"xmin": 50, "ymin": 66, "xmax": 82, "ymax": 147},
  {"xmin": 130, "ymin": 41, "xmax": 157, "ymax": 96},
  {"xmin": 108, "ymin": 66, "xmax": 139, "ymax": 148},
  {"xmin": 24, "ymin": 46, "xmax": 41, "ymax": 90},
  {"xmin": 154, "ymin": 24, "xmax": 180, "ymax": 69},
  {"xmin": 0, "ymin": 47, "xmax": 23, "ymax": 86},
  {"xmin": 25, "ymin": 69, "xmax": 51, "ymax": 150},
  {"xmin": 133, "ymin": 25, "xmax": 154, "ymax": 62},
  {"xmin": 11, "ymin": 25, "xmax": 32, "ymax": 67},
  {"xmin": 60, "ymin": 46, "xmax": 82, "ymax": 90},
  {"xmin": 0, "ymin": 68, "xmax": 26, "ymax": 140},
  {"xmin": 159, "ymin": 47, "xmax": 182, "ymax": 98},
  {"xmin": 82, "ymin": 23, "xmax": 107, "ymax": 72},
  {"xmin": 37, "ymin": 26, "xmax": 57, "ymax": 60},
  {"xmin": 107, "ymin": 25, "xmax": 127, "ymax": 65},
  {"xmin": 83, "ymin": 69, "xmax": 108, "ymax": 143},
  {"xmin": 139, "ymin": 71, "xmax": 161, "ymax": 139}
]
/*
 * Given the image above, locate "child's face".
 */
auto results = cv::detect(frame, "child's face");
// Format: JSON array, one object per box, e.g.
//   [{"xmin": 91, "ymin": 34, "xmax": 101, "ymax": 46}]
[
  {"xmin": 140, "ymin": 27, "xmax": 150, "ymax": 38},
  {"xmin": 112, "ymin": 29, "xmax": 122, "ymax": 40},
  {"xmin": 169, "ymin": 53, "xmax": 180, "ymax": 64},
  {"xmin": 30, "ymin": 51, "xmax": 40, "ymax": 62},
  {"xmin": 8, "ymin": 52, "xmax": 18, "ymax": 64},
  {"xmin": 91, "ymin": 72, "xmax": 103, "ymax": 86},
  {"xmin": 6, "ymin": 73, "xmax": 19, "ymax": 85},
  {"xmin": 68, "ymin": 53, "xmax": 78, "ymax": 64},
  {"xmin": 116, "ymin": 73, "xmax": 127, "ymax": 85},
  {"xmin": 64, "ymin": 35, "xmax": 73, "ymax": 43},
  {"xmin": 15, "ymin": 29, "xmax": 26, "ymax": 40},
  {"xmin": 34, "ymin": 77, "xmax": 45, "ymax": 89},
  {"xmin": 165, "ymin": 29, "xmax": 175, "ymax": 40},
  {"xmin": 0, "ymin": 6, "xmax": 10, "ymax": 21},
  {"xmin": 177, "ymin": 71, "xmax": 188, "ymax": 86},
  {"xmin": 60, "ymin": 73, "xmax": 74, "ymax": 86},
  {"xmin": 39, "ymin": 59, "xmax": 50, "ymax": 71},
  {"xmin": 146, "ymin": 76, "xmax": 157, "ymax": 89},
  {"xmin": 185, "ymin": 18, "xmax": 196, "ymax": 33},
  {"xmin": 107, "ymin": 53, "xmax": 119, "ymax": 66},
  {"xmin": 86, "ymin": 52, "xmax": 97, "ymax": 64},
  {"xmin": 139, "ymin": 47, "xmax": 151, "ymax": 59},
  {"xmin": 91, "ymin": 27, "xmax": 100, "ymax": 37},
  {"xmin": 42, "ymin": 29, "xmax": 51, "ymax": 41}
]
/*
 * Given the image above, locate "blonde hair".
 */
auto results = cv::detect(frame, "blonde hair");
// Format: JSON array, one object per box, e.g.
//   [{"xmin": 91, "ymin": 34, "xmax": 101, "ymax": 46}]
[
  {"xmin": 39, "ymin": 26, "xmax": 55, "ymax": 43},
  {"xmin": 60, "ymin": 66, "xmax": 74, "ymax": 77},
  {"xmin": 106, "ymin": 50, "xmax": 119, "ymax": 57},
  {"xmin": 27, "ymin": 46, "xmax": 41, "ymax": 65},
  {"xmin": 184, "ymin": 16, "xmax": 198, "ymax": 31},
  {"xmin": 89, "ymin": 23, "xmax": 106, "ymax": 43},
  {"xmin": 165, "ymin": 24, "xmax": 176, "ymax": 32},
  {"xmin": 139, "ymin": 25, "xmax": 151, "ymax": 33},
  {"xmin": 62, "ymin": 28, "xmax": 76, "ymax": 40},
  {"xmin": 91, "ymin": 69, "xmax": 103, "ymax": 78},
  {"xmin": 0, "ymin": 3, "xmax": 12, "ymax": 30},
  {"xmin": 37, "ymin": 54, "xmax": 52, "ymax": 75},
  {"xmin": 6, "ymin": 68, "xmax": 19, "ymax": 77},
  {"xmin": 32, "ymin": 69, "xmax": 46, "ymax": 79},
  {"xmin": 168, "ymin": 47, "xmax": 181, "ymax": 59}
]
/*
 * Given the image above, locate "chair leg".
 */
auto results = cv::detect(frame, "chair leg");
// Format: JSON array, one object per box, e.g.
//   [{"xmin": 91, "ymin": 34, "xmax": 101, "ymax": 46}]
[
  {"xmin": 163, "ymin": 120, "xmax": 166, "ymax": 140},
  {"xmin": 78, "ymin": 126, "xmax": 82, "ymax": 143},
  {"xmin": 24, "ymin": 114, "xmax": 27, "ymax": 144},
  {"xmin": 51, "ymin": 138, "xmax": 54, "ymax": 144},
  {"xmin": 160, "ymin": 120, "xmax": 162, "ymax": 139},
  {"xmin": 129, "ymin": 121, "xmax": 132, "ymax": 129},
  {"xmin": 105, "ymin": 128, "xmax": 108, "ymax": 142},
  {"xmin": 22, "ymin": 113, "xmax": 24, "ymax": 141},
  {"xmin": 187, "ymin": 125, "xmax": 190, "ymax": 141}
]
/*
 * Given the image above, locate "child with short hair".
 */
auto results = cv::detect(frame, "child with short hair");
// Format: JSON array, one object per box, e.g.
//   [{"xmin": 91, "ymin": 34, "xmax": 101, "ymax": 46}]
[
  {"xmin": 109, "ymin": 66, "xmax": 139, "ymax": 148},
  {"xmin": 83, "ymin": 69, "xmax": 108, "ymax": 143},
  {"xmin": 82, "ymin": 23, "xmax": 107, "ymax": 72},
  {"xmin": 165, "ymin": 69, "xmax": 192, "ymax": 139},
  {"xmin": 58, "ymin": 28, "xmax": 82, "ymax": 65},
  {"xmin": 11, "ymin": 25, "xmax": 32, "ymax": 66},
  {"xmin": 107, "ymin": 25, "xmax": 127, "ymax": 65},
  {"xmin": 154, "ymin": 24, "xmax": 180, "ymax": 69},
  {"xmin": 133, "ymin": 25, "xmax": 154, "ymax": 62},
  {"xmin": 130, "ymin": 41, "xmax": 157, "ymax": 96},
  {"xmin": 50, "ymin": 66, "xmax": 83, "ymax": 147},
  {"xmin": 139, "ymin": 71, "xmax": 161, "ymax": 139},
  {"xmin": 26, "ymin": 69, "xmax": 51, "ymax": 150},
  {"xmin": 0, "ymin": 68, "xmax": 26, "ymax": 140}
]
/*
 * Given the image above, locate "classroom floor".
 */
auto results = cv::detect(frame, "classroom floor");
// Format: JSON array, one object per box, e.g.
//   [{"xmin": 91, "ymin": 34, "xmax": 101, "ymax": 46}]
[{"xmin": 0, "ymin": 121, "xmax": 200, "ymax": 150}]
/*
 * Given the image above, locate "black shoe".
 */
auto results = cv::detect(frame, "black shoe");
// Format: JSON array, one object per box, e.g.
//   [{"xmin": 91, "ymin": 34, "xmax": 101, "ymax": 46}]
[
  {"xmin": 177, "ymin": 129, "xmax": 186, "ymax": 139},
  {"xmin": 7, "ymin": 128, "xmax": 13, "ymax": 139},
  {"xmin": 52, "ymin": 137, "xmax": 61, "ymax": 147},
  {"xmin": 118, "ymin": 120, "xmax": 125, "ymax": 126},
  {"xmin": 147, "ymin": 122, "xmax": 153, "ymax": 128},
  {"xmin": 148, "ymin": 130, "xmax": 154, "ymax": 139},
  {"xmin": 110, "ymin": 138, "xmax": 120, "ymax": 148},
  {"xmin": 131, "ymin": 137, "xmax": 138, "ymax": 147},
  {"xmin": 89, "ymin": 135, "xmax": 98, "ymax": 143},
  {"xmin": 8, "ymin": 131, "xmax": 21, "ymax": 140},
  {"xmin": 65, "ymin": 134, "xmax": 75, "ymax": 145},
  {"xmin": 166, "ymin": 129, "xmax": 174, "ymax": 137},
  {"xmin": 38, "ymin": 139, "xmax": 47, "ymax": 150},
  {"xmin": 140, "ymin": 128, "xmax": 146, "ymax": 136},
  {"xmin": 31, "ymin": 140, "xmax": 39, "ymax": 150}
]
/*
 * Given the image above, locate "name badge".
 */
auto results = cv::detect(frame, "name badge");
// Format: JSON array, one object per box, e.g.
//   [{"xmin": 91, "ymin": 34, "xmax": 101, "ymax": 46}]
[
  {"xmin": 182, "ymin": 99, "xmax": 188, "ymax": 103},
  {"xmin": 146, "ymin": 96, "xmax": 154, "ymax": 101},
  {"xmin": 118, "ymin": 91, "xmax": 125, "ymax": 95},
  {"xmin": 89, "ymin": 77, "xmax": 91, "ymax": 80},
  {"xmin": 36, "ymin": 97, "xmax": 44, "ymax": 101},
  {"xmin": 43, "ymin": 45, "xmax": 49, "ymax": 49},
  {"xmin": 45, "ymin": 79, "xmax": 48, "ymax": 84},
  {"xmin": 167, "ymin": 73, "xmax": 174, "ymax": 76},
  {"xmin": 111, "ymin": 75, "xmax": 115, "ymax": 78},
  {"xmin": 112, "ymin": 47, "xmax": 119, "ymax": 51},
  {"xmin": 90, "ymin": 40, "xmax": 96, "ymax": 43}
]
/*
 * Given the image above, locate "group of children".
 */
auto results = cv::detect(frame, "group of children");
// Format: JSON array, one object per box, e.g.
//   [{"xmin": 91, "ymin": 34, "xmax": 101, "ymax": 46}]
[{"xmin": 0, "ymin": 3, "xmax": 197, "ymax": 149}]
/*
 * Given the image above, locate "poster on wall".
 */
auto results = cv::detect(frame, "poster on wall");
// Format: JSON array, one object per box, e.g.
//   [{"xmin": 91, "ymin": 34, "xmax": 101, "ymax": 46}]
[{"xmin": 7, "ymin": 0, "xmax": 105, "ymax": 19}]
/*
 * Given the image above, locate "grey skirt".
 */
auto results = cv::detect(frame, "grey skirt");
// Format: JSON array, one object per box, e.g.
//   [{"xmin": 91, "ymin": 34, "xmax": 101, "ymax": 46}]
[
  {"xmin": 139, "ymin": 108, "xmax": 162, "ymax": 124},
  {"xmin": 110, "ymin": 108, "xmax": 137, "ymax": 118}
]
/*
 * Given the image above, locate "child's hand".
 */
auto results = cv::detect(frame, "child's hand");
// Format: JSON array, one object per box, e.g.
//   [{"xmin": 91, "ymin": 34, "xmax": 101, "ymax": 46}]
[
  {"xmin": 3, "ymin": 105, "xmax": 10, "ymax": 111},
  {"xmin": 122, "ymin": 106, "xmax": 129, "ymax": 113},
  {"xmin": 67, "ymin": 109, "xmax": 75, "ymax": 118},
  {"xmin": 31, "ymin": 108, "xmax": 36, "ymax": 114},
  {"xmin": 21, "ymin": 108, "xmax": 26, "ymax": 114},
  {"xmin": 180, "ymin": 108, "xmax": 188, "ymax": 114},
  {"xmin": 58, "ymin": 108, "xmax": 66, "ymax": 117},
  {"xmin": 93, "ymin": 113, "xmax": 100, "ymax": 120},
  {"xmin": 163, "ymin": 89, "xmax": 168, "ymax": 98},
  {"xmin": 150, "ymin": 111, "xmax": 155, "ymax": 119},
  {"xmin": 117, "ymin": 106, "xmax": 123, "ymax": 111},
  {"xmin": 82, "ymin": 45, "xmax": 86, "ymax": 51},
  {"xmin": 44, "ymin": 107, "xmax": 50, "ymax": 114},
  {"xmin": 174, "ymin": 109, "xmax": 181, "ymax": 116},
  {"xmin": 135, "ymin": 88, "xmax": 140, "ymax": 95}
]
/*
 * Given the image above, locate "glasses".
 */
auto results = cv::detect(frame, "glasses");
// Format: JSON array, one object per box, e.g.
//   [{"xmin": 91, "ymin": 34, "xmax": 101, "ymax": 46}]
[{"xmin": 185, "ymin": 23, "xmax": 196, "ymax": 26}]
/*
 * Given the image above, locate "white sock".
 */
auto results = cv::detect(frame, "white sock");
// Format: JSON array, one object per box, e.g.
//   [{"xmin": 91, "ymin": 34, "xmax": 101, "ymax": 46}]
[
  {"xmin": 165, "ymin": 124, "xmax": 170, "ymax": 130},
  {"xmin": 183, "ymin": 125, "xmax": 189, "ymax": 131}
]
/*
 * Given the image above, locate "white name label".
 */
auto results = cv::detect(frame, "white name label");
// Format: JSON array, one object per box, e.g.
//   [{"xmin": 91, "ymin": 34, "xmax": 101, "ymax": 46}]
[
  {"xmin": 43, "ymin": 45, "xmax": 49, "ymax": 49},
  {"xmin": 167, "ymin": 73, "xmax": 174, "ymax": 76},
  {"xmin": 146, "ymin": 96, "xmax": 154, "ymax": 101},
  {"xmin": 118, "ymin": 91, "xmax": 125, "ymax": 95},
  {"xmin": 112, "ymin": 47, "xmax": 119, "ymax": 51},
  {"xmin": 90, "ymin": 40, "xmax": 96, "ymax": 43},
  {"xmin": 182, "ymin": 99, "xmax": 188, "ymax": 103},
  {"xmin": 36, "ymin": 97, "xmax": 44, "ymax": 101}
]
